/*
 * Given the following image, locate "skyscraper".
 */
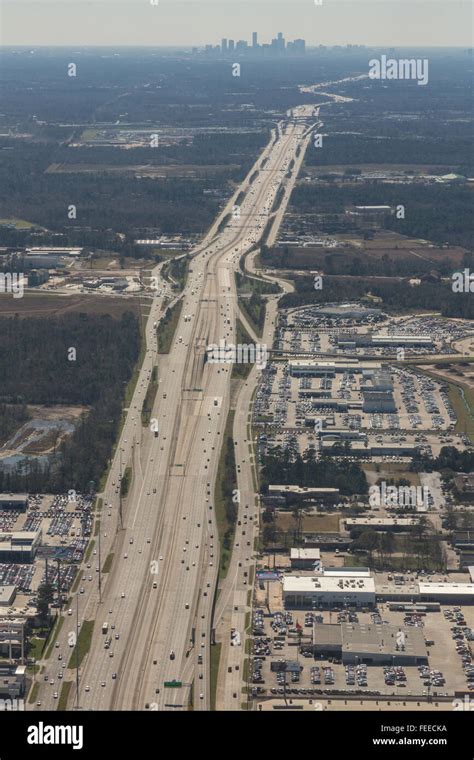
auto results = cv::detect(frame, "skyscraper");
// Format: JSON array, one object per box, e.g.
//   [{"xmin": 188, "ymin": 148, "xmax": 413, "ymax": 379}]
[
  {"xmin": 221, "ymin": 38, "xmax": 228, "ymax": 53},
  {"xmin": 228, "ymin": 39, "xmax": 235, "ymax": 53},
  {"xmin": 252, "ymin": 31, "xmax": 258, "ymax": 48}
]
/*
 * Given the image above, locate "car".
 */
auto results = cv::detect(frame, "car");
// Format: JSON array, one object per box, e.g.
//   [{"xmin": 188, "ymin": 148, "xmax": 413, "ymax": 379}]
[
  {"xmin": 121, "ymin": 592, "xmax": 125, "ymax": 598},
  {"xmin": 85, "ymin": 685, "xmax": 90, "ymax": 692},
  {"xmin": 185, "ymin": 603, "xmax": 189, "ymax": 609},
  {"xmin": 170, "ymin": 651, "xmax": 175, "ymax": 660},
  {"xmin": 112, "ymin": 673, "xmax": 117, "ymax": 680},
  {"xmin": 101, "ymin": 682, "xmax": 106, "ymax": 687},
  {"xmin": 115, "ymin": 633, "xmax": 120, "ymax": 640},
  {"xmin": 58, "ymin": 654, "xmax": 62, "ymax": 660},
  {"xmin": 67, "ymin": 608, "xmax": 72, "ymax": 616},
  {"xmin": 53, "ymin": 692, "xmax": 58, "ymax": 699},
  {"xmin": 55, "ymin": 642, "xmax": 60, "ymax": 648},
  {"xmin": 124, "ymin": 553, "xmax": 128, "ymax": 559},
  {"xmin": 199, "ymin": 693, "xmax": 204, "ymax": 700},
  {"xmin": 80, "ymin": 587, "xmax": 84, "ymax": 594},
  {"xmin": 36, "ymin": 700, "xmax": 42, "ymax": 706}
]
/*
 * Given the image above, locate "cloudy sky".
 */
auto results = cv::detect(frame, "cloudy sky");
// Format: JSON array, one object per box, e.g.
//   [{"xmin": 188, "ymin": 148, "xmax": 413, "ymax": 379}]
[{"xmin": 1, "ymin": 0, "xmax": 472, "ymax": 47}]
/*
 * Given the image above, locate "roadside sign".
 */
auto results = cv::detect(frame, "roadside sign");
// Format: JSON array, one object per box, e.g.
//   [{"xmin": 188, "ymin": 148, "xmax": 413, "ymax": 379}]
[{"xmin": 164, "ymin": 680, "xmax": 182, "ymax": 688}]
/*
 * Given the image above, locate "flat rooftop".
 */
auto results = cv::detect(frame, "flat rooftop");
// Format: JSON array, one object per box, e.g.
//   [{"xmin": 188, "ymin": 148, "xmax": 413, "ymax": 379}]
[
  {"xmin": 290, "ymin": 548, "xmax": 321, "ymax": 561},
  {"xmin": 283, "ymin": 575, "xmax": 375, "ymax": 594},
  {"xmin": 342, "ymin": 622, "xmax": 426, "ymax": 658}
]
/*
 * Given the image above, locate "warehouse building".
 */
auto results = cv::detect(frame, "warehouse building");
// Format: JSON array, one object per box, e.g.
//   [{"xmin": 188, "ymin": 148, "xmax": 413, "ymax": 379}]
[{"xmin": 283, "ymin": 574, "xmax": 376, "ymax": 609}]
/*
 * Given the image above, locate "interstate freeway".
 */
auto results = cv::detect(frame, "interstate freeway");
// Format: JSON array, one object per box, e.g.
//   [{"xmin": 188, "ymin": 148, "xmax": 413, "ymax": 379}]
[{"xmin": 32, "ymin": 111, "xmax": 313, "ymax": 712}]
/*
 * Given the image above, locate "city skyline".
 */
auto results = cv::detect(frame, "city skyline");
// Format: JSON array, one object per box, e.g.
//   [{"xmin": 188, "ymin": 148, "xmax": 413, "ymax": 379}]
[{"xmin": 1, "ymin": 0, "xmax": 472, "ymax": 47}]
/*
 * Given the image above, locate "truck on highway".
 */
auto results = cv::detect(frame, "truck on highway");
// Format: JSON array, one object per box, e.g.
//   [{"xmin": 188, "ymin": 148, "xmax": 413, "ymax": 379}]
[{"xmin": 102, "ymin": 622, "xmax": 109, "ymax": 634}]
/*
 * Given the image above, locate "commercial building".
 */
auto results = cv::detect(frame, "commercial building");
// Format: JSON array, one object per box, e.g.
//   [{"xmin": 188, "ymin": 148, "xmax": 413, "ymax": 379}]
[
  {"xmin": 290, "ymin": 548, "xmax": 322, "ymax": 571},
  {"xmin": 0, "ymin": 530, "xmax": 41, "ymax": 563},
  {"xmin": 0, "ymin": 586, "xmax": 16, "ymax": 608},
  {"xmin": 345, "ymin": 517, "xmax": 420, "ymax": 532},
  {"xmin": 362, "ymin": 371, "xmax": 396, "ymax": 413},
  {"xmin": 311, "ymin": 622, "xmax": 427, "ymax": 664},
  {"xmin": 453, "ymin": 473, "xmax": 474, "ymax": 502},
  {"xmin": 319, "ymin": 440, "xmax": 416, "ymax": 457},
  {"xmin": 289, "ymin": 359, "xmax": 382, "ymax": 377},
  {"xmin": 341, "ymin": 622, "xmax": 427, "ymax": 665},
  {"xmin": 337, "ymin": 333, "xmax": 433, "ymax": 349},
  {"xmin": 283, "ymin": 574, "xmax": 376, "ymax": 609},
  {"xmin": 267, "ymin": 485, "xmax": 340, "ymax": 502},
  {"xmin": 418, "ymin": 582, "xmax": 474, "ymax": 605},
  {"xmin": 0, "ymin": 494, "xmax": 28, "ymax": 512}
]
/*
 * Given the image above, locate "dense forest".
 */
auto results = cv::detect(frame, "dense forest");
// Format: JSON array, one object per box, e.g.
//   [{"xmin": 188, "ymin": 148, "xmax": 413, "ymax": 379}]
[
  {"xmin": 260, "ymin": 446, "xmax": 368, "ymax": 496},
  {"xmin": 262, "ymin": 244, "xmax": 474, "ymax": 279},
  {"xmin": 0, "ymin": 312, "xmax": 140, "ymax": 492},
  {"xmin": 289, "ymin": 183, "xmax": 473, "ymax": 250},
  {"xmin": 278, "ymin": 276, "xmax": 474, "ymax": 320},
  {"xmin": 412, "ymin": 446, "xmax": 474, "ymax": 474}
]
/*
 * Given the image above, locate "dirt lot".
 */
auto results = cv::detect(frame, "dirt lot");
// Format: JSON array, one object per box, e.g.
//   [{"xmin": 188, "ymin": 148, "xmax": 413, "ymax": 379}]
[{"xmin": 276, "ymin": 513, "xmax": 340, "ymax": 533}]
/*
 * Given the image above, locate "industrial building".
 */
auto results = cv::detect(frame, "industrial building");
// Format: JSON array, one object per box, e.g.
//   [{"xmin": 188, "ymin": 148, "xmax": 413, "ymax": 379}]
[
  {"xmin": 0, "ymin": 494, "xmax": 28, "ymax": 512},
  {"xmin": 283, "ymin": 574, "xmax": 376, "ymax": 609},
  {"xmin": 290, "ymin": 548, "xmax": 322, "ymax": 571}
]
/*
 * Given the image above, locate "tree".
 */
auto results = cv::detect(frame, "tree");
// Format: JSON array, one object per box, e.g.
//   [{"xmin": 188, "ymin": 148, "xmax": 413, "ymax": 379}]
[{"xmin": 37, "ymin": 582, "xmax": 55, "ymax": 624}]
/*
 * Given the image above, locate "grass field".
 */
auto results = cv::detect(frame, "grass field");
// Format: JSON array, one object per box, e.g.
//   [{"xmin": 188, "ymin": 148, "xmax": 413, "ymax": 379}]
[
  {"xmin": 0, "ymin": 292, "xmax": 141, "ymax": 319},
  {"xmin": 275, "ymin": 512, "xmax": 340, "ymax": 533},
  {"xmin": 157, "ymin": 299, "xmax": 183, "ymax": 354},
  {"xmin": 67, "ymin": 620, "xmax": 95, "ymax": 669},
  {"xmin": 210, "ymin": 642, "xmax": 222, "ymax": 712},
  {"xmin": 214, "ymin": 410, "xmax": 237, "ymax": 578}
]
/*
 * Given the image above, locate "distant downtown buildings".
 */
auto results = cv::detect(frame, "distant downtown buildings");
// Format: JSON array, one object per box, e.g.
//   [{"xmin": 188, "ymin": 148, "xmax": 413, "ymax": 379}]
[{"xmin": 196, "ymin": 32, "xmax": 306, "ymax": 56}]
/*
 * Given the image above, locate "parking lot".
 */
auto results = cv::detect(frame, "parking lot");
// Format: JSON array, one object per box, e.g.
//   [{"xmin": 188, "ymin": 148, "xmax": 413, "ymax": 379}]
[{"xmin": 249, "ymin": 598, "xmax": 474, "ymax": 704}]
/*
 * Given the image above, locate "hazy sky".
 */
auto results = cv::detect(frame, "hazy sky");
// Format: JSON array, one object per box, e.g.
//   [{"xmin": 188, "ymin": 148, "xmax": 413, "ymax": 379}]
[{"xmin": 1, "ymin": 0, "xmax": 472, "ymax": 48}]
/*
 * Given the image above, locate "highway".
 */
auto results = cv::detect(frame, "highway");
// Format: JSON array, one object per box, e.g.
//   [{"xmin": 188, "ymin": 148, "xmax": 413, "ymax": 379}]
[{"xmin": 31, "ymin": 114, "xmax": 314, "ymax": 713}]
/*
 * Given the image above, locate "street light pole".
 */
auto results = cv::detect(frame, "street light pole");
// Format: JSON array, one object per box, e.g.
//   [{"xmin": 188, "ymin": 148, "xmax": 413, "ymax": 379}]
[
  {"xmin": 75, "ymin": 595, "xmax": 80, "ymax": 710},
  {"xmin": 98, "ymin": 524, "xmax": 102, "ymax": 605}
]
